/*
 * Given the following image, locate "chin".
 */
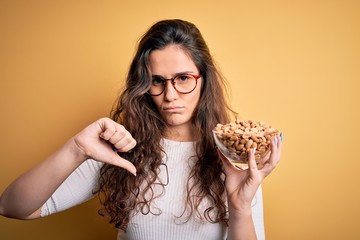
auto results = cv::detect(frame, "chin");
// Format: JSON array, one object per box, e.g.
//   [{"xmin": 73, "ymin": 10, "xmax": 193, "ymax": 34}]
[{"xmin": 164, "ymin": 116, "xmax": 190, "ymax": 127}]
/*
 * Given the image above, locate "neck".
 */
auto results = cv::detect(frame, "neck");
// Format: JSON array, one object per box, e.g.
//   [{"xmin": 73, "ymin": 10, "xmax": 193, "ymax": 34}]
[{"xmin": 163, "ymin": 124, "xmax": 196, "ymax": 142}]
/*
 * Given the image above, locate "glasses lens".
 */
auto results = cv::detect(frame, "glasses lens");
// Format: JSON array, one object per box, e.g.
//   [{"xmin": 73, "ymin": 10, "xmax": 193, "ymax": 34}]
[
  {"xmin": 174, "ymin": 74, "xmax": 197, "ymax": 93},
  {"xmin": 149, "ymin": 77, "xmax": 165, "ymax": 96}
]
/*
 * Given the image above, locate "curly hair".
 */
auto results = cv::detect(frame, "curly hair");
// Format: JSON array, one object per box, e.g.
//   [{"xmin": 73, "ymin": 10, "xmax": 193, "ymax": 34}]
[{"xmin": 95, "ymin": 19, "xmax": 233, "ymax": 231}]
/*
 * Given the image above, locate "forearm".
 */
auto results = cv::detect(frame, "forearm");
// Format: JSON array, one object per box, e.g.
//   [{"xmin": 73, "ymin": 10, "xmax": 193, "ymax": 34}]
[
  {"xmin": 228, "ymin": 206, "xmax": 257, "ymax": 240},
  {"xmin": 0, "ymin": 138, "xmax": 86, "ymax": 219}
]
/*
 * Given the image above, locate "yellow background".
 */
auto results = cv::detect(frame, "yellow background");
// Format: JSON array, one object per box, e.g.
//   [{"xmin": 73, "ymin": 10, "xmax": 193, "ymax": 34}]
[{"xmin": 1, "ymin": 0, "xmax": 359, "ymax": 239}]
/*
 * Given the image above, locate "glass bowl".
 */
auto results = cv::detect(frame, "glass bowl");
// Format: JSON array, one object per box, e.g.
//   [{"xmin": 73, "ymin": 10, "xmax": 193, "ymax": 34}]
[{"xmin": 213, "ymin": 120, "xmax": 279, "ymax": 169}]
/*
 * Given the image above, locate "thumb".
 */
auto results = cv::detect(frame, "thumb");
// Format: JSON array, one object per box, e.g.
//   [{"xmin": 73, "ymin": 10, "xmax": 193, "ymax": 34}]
[
  {"xmin": 107, "ymin": 150, "xmax": 137, "ymax": 176},
  {"xmin": 248, "ymin": 148, "xmax": 259, "ymax": 178}
]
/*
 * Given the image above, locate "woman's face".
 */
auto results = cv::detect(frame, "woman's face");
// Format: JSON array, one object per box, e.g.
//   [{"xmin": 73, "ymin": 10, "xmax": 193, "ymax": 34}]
[{"xmin": 149, "ymin": 44, "xmax": 202, "ymax": 140}]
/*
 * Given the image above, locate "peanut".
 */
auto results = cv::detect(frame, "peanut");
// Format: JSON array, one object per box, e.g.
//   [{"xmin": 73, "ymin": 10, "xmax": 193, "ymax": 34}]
[{"xmin": 213, "ymin": 119, "xmax": 279, "ymax": 164}]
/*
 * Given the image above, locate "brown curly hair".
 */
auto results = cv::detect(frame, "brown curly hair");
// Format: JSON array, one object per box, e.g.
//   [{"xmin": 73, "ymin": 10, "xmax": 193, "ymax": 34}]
[{"xmin": 95, "ymin": 19, "xmax": 233, "ymax": 231}]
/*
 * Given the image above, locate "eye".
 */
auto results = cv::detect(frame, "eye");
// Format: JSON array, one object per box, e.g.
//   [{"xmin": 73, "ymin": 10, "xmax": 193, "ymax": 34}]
[
  {"xmin": 152, "ymin": 77, "xmax": 165, "ymax": 85},
  {"xmin": 176, "ymin": 74, "xmax": 191, "ymax": 82}
]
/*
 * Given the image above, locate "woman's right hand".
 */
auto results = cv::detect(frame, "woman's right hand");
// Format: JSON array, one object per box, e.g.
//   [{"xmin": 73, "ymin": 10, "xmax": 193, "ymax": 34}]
[
  {"xmin": 73, "ymin": 117, "xmax": 137, "ymax": 176},
  {"xmin": 0, "ymin": 117, "xmax": 137, "ymax": 219}
]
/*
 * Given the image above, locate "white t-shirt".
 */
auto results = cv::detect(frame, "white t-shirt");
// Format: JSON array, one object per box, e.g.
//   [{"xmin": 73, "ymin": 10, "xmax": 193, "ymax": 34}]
[{"xmin": 41, "ymin": 139, "xmax": 265, "ymax": 240}]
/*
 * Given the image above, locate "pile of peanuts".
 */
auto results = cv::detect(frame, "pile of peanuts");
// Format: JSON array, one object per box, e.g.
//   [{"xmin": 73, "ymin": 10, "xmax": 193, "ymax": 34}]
[{"xmin": 213, "ymin": 119, "xmax": 278, "ymax": 163}]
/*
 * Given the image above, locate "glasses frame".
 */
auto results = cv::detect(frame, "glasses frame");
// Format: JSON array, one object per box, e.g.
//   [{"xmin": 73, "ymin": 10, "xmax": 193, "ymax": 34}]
[{"xmin": 148, "ymin": 74, "xmax": 201, "ymax": 96}]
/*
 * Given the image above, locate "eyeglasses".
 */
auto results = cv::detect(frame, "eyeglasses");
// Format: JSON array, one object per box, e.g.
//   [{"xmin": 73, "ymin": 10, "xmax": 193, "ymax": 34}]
[{"xmin": 148, "ymin": 73, "xmax": 201, "ymax": 96}]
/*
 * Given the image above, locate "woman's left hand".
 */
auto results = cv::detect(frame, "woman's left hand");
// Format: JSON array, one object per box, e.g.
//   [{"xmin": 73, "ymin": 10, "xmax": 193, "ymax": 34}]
[{"xmin": 219, "ymin": 134, "xmax": 282, "ymax": 212}]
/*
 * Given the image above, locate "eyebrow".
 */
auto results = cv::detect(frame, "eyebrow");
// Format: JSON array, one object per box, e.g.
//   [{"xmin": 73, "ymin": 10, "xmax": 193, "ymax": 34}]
[{"xmin": 151, "ymin": 71, "xmax": 195, "ymax": 78}]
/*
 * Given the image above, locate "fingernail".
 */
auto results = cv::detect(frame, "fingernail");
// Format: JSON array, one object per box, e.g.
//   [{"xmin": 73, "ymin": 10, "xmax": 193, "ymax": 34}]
[
  {"xmin": 112, "ymin": 146, "xmax": 119, "ymax": 152},
  {"xmin": 274, "ymin": 137, "xmax": 278, "ymax": 145},
  {"xmin": 280, "ymin": 132, "xmax": 283, "ymax": 141}
]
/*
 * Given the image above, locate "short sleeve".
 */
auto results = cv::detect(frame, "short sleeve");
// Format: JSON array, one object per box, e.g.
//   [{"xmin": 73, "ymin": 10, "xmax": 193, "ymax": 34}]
[{"xmin": 40, "ymin": 159, "xmax": 103, "ymax": 217}]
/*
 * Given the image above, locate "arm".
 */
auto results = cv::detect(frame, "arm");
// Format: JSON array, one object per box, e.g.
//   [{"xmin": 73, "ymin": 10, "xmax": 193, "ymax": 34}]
[
  {"xmin": 221, "ymin": 135, "xmax": 282, "ymax": 240},
  {"xmin": 40, "ymin": 159, "xmax": 103, "ymax": 217},
  {"xmin": 227, "ymin": 187, "xmax": 265, "ymax": 240},
  {"xmin": 228, "ymin": 204, "xmax": 257, "ymax": 240},
  {"xmin": 0, "ymin": 138, "xmax": 86, "ymax": 219},
  {"xmin": 0, "ymin": 117, "xmax": 137, "ymax": 219}
]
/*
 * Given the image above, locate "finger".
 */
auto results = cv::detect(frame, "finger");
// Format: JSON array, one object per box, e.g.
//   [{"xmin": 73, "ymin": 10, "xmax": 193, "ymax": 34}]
[
  {"xmin": 105, "ymin": 149, "xmax": 137, "ymax": 176},
  {"xmin": 270, "ymin": 135, "xmax": 282, "ymax": 165},
  {"xmin": 277, "ymin": 134, "xmax": 283, "ymax": 156},
  {"xmin": 98, "ymin": 119, "xmax": 136, "ymax": 152},
  {"xmin": 257, "ymin": 150, "xmax": 271, "ymax": 169},
  {"xmin": 106, "ymin": 127, "xmax": 126, "ymax": 144},
  {"xmin": 108, "ymin": 130, "xmax": 133, "ymax": 150},
  {"xmin": 260, "ymin": 135, "xmax": 282, "ymax": 176},
  {"xmin": 114, "ymin": 138, "xmax": 137, "ymax": 152},
  {"xmin": 248, "ymin": 148, "xmax": 259, "ymax": 177},
  {"xmin": 101, "ymin": 126, "xmax": 118, "ymax": 141},
  {"xmin": 97, "ymin": 118, "xmax": 125, "ymax": 141},
  {"xmin": 97, "ymin": 118, "xmax": 117, "ymax": 140}
]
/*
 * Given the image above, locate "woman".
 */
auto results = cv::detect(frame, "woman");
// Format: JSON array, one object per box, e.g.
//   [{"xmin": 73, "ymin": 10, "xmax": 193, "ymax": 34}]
[{"xmin": 0, "ymin": 19, "xmax": 282, "ymax": 240}]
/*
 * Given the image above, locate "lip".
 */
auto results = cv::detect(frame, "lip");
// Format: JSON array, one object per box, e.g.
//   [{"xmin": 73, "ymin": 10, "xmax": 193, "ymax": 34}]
[{"xmin": 162, "ymin": 106, "xmax": 184, "ymax": 112}]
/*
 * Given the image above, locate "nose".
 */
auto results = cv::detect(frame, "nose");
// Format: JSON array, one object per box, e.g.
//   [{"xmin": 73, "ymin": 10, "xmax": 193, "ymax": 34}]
[{"xmin": 163, "ymin": 80, "xmax": 178, "ymax": 101}]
